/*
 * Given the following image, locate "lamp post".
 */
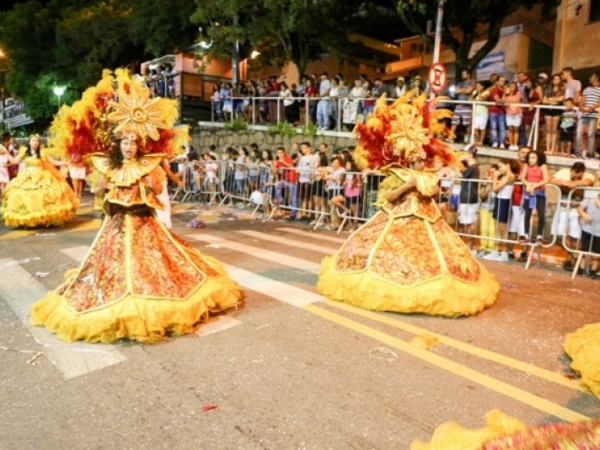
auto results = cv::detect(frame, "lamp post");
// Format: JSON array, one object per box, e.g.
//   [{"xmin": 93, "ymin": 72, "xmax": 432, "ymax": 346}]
[
  {"xmin": 53, "ymin": 86, "xmax": 65, "ymax": 111},
  {"xmin": 0, "ymin": 50, "xmax": 9, "ymax": 131}
]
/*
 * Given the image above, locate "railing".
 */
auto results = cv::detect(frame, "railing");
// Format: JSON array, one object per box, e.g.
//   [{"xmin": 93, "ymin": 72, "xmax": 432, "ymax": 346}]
[
  {"xmin": 207, "ymin": 95, "xmax": 583, "ymax": 153},
  {"xmin": 1, "ymin": 101, "xmax": 33, "ymax": 130}
]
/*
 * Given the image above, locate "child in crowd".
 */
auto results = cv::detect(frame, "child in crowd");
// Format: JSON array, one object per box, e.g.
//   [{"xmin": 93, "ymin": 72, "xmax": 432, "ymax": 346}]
[
  {"xmin": 472, "ymin": 82, "xmax": 490, "ymax": 146},
  {"xmin": 504, "ymin": 82, "xmax": 523, "ymax": 151},
  {"xmin": 477, "ymin": 164, "xmax": 498, "ymax": 258},
  {"xmin": 520, "ymin": 150, "xmax": 550, "ymax": 244},
  {"xmin": 558, "ymin": 98, "xmax": 578, "ymax": 157},
  {"xmin": 484, "ymin": 159, "xmax": 519, "ymax": 262},
  {"xmin": 331, "ymin": 159, "xmax": 362, "ymax": 229}
]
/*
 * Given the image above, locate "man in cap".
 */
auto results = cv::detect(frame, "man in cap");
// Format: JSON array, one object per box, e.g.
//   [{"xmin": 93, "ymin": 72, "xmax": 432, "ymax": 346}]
[{"xmin": 395, "ymin": 76, "xmax": 407, "ymax": 98}]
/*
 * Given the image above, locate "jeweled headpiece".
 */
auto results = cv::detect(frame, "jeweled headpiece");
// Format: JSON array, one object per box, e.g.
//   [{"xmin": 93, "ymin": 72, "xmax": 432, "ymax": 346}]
[
  {"xmin": 107, "ymin": 76, "xmax": 177, "ymax": 143},
  {"xmin": 48, "ymin": 69, "xmax": 187, "ymax": 161},
  {"xmin": 353, "ymin": 93, "xmax": 458, "ymax": 170}
]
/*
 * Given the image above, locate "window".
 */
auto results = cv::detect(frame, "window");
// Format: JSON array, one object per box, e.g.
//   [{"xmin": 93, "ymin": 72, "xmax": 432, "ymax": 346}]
[
  {"xmin": 409, "ymin": 42, "xmax": 433, "ymax": 58},
  {"xmin": 590, "ymin": 0, "xmax": 600, "ymax": 22}
]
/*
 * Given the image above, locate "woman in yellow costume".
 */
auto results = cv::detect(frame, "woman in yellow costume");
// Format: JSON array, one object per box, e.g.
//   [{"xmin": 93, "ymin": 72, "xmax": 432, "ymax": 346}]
[
  {"xmin": 2, "ymin": 134, "xmax": 78, "ymax": 227},
  {"xmin": 30, "ymin": 71, "xmax": 241, "ymax": 343},
  {"xmin": 317, "ymin": 94, "xmax": 499, "ymax": 316}
]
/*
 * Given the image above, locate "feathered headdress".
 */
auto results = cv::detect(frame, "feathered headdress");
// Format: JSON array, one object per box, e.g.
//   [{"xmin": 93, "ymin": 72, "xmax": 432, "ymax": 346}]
[
  {"xmin": 48, "ymin": 69, "xmax": 187, "ymax": 163},
  {"xmin": 353, "ymin": 92, "xmax": 459, "ymax": 171}
]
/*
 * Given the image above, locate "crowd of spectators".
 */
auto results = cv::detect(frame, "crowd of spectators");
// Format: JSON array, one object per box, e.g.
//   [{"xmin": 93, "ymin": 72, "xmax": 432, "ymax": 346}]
[
  {"xmin": 143, "ymin": 64, "xmax": 178, "ymax": 99},
  {"xmin": 209, "ymin": 73, "xmax": 426, "ymax": 131},
  {"xmin": 209, "ymin": 66, "xmax": 600, "ymax": 160},
  {"xmin": 453, "ymin": 67, "xmax": 600, "ymax": 160}
]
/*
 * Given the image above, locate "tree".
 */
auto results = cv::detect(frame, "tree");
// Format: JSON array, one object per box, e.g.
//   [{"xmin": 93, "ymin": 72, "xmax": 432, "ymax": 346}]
[
  {"xmin": 0, "ymin": 0, "xmax": 199, "ymax": 122},
  {"xmin": 190, "ymin": 0, "xmax": 364, "ymax": 79},
  {"xmin": 396, "ymin": 0, "xmax": 560, "ymax": 75}
]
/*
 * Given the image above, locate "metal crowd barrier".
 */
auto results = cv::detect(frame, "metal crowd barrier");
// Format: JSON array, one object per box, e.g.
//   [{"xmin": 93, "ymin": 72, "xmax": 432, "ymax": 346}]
[
  {"xmin": 560, "ymin": 186, "xmax": 600, "ymax": 279},
  {"xmin": 170, "ymin": 160, "xmax": 224, "ymax": 204},
  {"xmin": 440, "ymin": 177, "xmax": 563, "ymax": 268}
]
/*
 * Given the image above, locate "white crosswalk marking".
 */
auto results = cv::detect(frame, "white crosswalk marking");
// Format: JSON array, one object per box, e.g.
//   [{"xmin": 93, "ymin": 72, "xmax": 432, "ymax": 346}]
[
  {"xmin": 276, "ymin": 227, "xmax": 346, "ymax": 244},
  {"xmin": 236, "ymin": 230, "xmax": 333, "ymax": 254},
  {"xmin": 0, "ymin": 258, "xmax": 126, "ymax": 379},
  {"xmin": 187, "ymin": 233, "xmax": 322, "ymax": 274},
  {"xmin": 223, "ymin": 263, "xmax": 322, "ymax": 307}
]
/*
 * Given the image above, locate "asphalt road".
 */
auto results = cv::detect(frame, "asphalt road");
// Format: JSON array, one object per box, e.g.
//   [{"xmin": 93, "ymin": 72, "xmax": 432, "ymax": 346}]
[{"xmin": 1, "ymin": 198, "xmax": 599, "ymax": 449}]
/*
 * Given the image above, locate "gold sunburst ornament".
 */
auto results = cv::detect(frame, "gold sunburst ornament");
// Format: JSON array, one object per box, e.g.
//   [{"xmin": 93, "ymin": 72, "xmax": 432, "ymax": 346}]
[
  {"xmin": 107, "ymin": 73, "xmax": 176, "ymax": 142},
  {"xmin": 387, "ymin": 106, "xmax": 430, "ymax": 162}
]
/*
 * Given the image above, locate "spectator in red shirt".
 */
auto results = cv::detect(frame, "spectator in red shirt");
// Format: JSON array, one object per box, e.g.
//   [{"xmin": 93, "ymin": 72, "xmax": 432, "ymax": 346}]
[
  {"xmin": 489, "ymin": 75, "xmax": 507, "ymax": 149},
  {"xmin": 274, "ymin": 146, "xmax": 299, "ymax": 219}
]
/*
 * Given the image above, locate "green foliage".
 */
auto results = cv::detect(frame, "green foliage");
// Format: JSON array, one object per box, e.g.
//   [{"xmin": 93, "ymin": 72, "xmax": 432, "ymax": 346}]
[
  {"xmin": 267, "ymin": 121, "xmax": 297, "ymax": 138},
  {"xmin": 396, "ymin": 0, "xmax": 561, "ymax": 74},
  {"xmin": 0, "ymin": 0, "xmax": 198, "ymax": 123},
  {"xmin": 223, "ymin": 119, "xmax": 249, "ymax": 131},
  {"xmin": 190, "ymin": 0, "xmax": 365, "ymax": 77},
  {"xmin": 300, "ymin": 122, "xmax": 319, "ymax": 138}
]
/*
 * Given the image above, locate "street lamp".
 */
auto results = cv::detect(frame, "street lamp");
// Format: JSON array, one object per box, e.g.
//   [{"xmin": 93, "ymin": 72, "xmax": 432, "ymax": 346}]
[
  {"xmin": 53, "ymin": 86, "xmax": 65, "ymax": 111},
  {"xmin": 0, "ymin": 50, "xmax": 8, "ymax": 130}
]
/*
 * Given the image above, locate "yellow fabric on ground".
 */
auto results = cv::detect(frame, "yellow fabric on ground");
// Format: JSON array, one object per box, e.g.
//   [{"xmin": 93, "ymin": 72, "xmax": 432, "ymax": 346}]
[
  {"xmin": 564, "ymin": 323, "xmax": 600, "ymax": 400},
  {"xmin": 411, "ymin": 410, "xmax": 526, "ymax": 450}
]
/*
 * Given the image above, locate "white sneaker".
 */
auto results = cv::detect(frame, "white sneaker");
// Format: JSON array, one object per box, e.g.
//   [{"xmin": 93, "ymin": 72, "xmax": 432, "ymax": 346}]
[
  {"xmin": 470, "ymin": 249, "xmax": 478, "ymax": 256},
  {"xmin": 476, "ymin": 249, "xmax": 489, "ymax": 258},
  {"xmin": 491, "ymin": 143, "xmax": 499, "ymax": 148},
  {"xmin": 499, "ymin": 144, "xmax": 506, "ymax": 149},
  {"xmin": 483, "ymin": 250, "xmax": 500, "ymax": 260},
  {"xmin": 494, "ymin": 251, "xmax": 509, "ymax": 262}
]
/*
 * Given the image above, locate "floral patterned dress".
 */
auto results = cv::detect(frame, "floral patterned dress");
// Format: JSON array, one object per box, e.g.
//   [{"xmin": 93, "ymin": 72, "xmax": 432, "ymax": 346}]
[
  {"xmin": 317, "ymin": 167, "xmax": 499, "ymax": 317},
  {"xmin": 31, "ymin": 154, "xmax": 241, "ymax": 343}
]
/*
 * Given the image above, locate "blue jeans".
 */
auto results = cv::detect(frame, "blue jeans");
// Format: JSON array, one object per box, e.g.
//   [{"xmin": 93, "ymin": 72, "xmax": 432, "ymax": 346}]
[
  {"xmin": 576, "ymin": 116, "xmax": 598, "ymax": 157},
  {"xmin": 317, "ymin": 99, "xmax": 330, "ymax": 129},
  {"xmin": 489, "ymin": 112, "xmax": 506, "ymax": 146},
  {"xmin": 275, "ymin": 180, "xmax": 298, "ymax": 217}
]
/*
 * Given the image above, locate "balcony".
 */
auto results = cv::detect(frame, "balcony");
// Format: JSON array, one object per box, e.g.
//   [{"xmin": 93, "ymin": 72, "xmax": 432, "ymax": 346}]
[{"xmin": 383, "ymin": 56, "xmax": 424, "ymax": 80}]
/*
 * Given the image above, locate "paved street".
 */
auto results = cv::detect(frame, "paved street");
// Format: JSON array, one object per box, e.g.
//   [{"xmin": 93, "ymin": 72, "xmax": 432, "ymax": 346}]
[{"xmin": 1, "ymin": 198, "xmax": 600, "ymax": 449}]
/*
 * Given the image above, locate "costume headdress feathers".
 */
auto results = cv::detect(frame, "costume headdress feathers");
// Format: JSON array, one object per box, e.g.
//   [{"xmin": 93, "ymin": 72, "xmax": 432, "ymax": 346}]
[
  {"xmin": 49, "ymin": 69, "xmax": 187, "ymax": 162},
  {"xmin": 353, "ymin": 93, "xmax": 458, "ymax": 170}
]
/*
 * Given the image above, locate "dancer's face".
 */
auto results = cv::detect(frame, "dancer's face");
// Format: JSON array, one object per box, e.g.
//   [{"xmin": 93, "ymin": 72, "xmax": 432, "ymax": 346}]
[
  {"xmin": 30, "ymin": 136, "xmax": 40, "ymax": 150},
  {"xmin": 411, "ymin": 158, "xmax": 424, "ymax": 171},
  {"xmin": 120, "ymin": 138, "xmax": 138, "ymax": 160}
]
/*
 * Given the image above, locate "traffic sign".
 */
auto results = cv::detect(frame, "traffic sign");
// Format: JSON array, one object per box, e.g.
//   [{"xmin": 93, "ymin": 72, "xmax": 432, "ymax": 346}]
[{"xmin": 428, "ymin": 62, "xmax": 447, "ymax": 94}]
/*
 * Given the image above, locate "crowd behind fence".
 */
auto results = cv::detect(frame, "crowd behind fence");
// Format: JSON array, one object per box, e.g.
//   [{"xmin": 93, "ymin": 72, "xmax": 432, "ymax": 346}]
[
  {"xmin": 210, "ymin": 95, "xmax": 599, "ymax": 157},
  {"xmin": 167, "ymin": 158, "xmax": 600, "ymax": 277}
]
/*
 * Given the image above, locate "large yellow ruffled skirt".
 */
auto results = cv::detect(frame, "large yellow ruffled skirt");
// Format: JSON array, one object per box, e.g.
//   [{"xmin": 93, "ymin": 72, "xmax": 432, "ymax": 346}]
[
  {"xmin": 317, "ymin": 210, "xmax": 499, "ymax": 317},
  {"xmin": 2, "ymin": 166, "xmax": 78, "ymax": 227},
  {"xmin": 564, "ymin": 323, "xmax": 600, "ymax": 400},
  {"xmin": 30, "ymin": 212, "xmax": 241, "ymax": 343},
  {"xmin": 411, "ymin": 409, "xmax": 600, "ymax": 449}
]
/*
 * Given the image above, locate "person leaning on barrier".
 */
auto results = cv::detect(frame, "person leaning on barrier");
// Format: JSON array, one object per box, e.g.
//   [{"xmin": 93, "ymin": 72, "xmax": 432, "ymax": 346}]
[
  {"xmin": 549, "ymin": 162, "xmax": 594, "ymax": 271},
  {"xmin": 576, "ymin": 187, "xmax": 600, "ymax": 278},
  {"xmin": 297, "ymin": 142, "xmax": 315, "ymax": 220},
  {"xmin": 457, "ymin": 144, "xmax": 480, "ymax": 253}
]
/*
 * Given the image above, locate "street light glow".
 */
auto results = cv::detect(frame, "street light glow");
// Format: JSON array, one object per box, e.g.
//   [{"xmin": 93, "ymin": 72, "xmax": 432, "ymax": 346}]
[{"xmin": 53, "ymin": 86, "xmax": 66, "ymax": 111}]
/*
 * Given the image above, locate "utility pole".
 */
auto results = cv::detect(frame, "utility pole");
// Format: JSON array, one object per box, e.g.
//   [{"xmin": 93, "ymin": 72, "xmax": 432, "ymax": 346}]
[
  {"xmin": 232, "ymin": 14, "xmax": 240, "ymax": 85},
  {"xmin": 432, "ymin": 0, "xmax": 444, "ymax": 65}
]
